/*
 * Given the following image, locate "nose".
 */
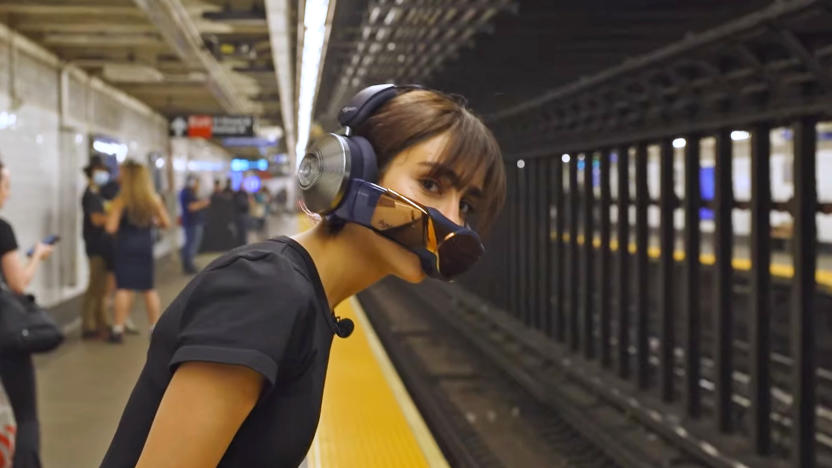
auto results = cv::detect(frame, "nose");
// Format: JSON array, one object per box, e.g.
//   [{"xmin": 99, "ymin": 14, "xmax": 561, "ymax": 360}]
[{"xmin": 436, "ymin": 195, "xmax": 464, "ymax": 227}]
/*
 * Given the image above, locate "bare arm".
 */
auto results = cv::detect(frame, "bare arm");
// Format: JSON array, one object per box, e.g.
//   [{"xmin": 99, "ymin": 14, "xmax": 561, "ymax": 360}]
[
  {"xmin": 90, "ymin": 212, "xmax": 108, "ymax": 227},
  {"xmin": 135, "ymin": 361, "xmax": 263, "ymax": 468},
  {"xmin": 188, "ymin": 199, "xmax": 210, "ymax": 212},
  {"xmin": 154, "ymin": 195, "xmax": 171, "ymax": 229},
  {"xmin": 105, "ymin": 197, "xmax": 124, "ymax": 235},
  {"xmin": 1, "ymin": 244, "xmax": 53, "ymax": 294}
]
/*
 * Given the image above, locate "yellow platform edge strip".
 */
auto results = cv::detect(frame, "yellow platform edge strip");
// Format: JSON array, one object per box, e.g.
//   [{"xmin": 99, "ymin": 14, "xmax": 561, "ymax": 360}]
[
  {"xmin": 349, "ymin": 296, "xmax": 450, "ymax": 468},
  {"xmin": 304, "ymin": 293, "xmax": 450, "ymax": 468}
]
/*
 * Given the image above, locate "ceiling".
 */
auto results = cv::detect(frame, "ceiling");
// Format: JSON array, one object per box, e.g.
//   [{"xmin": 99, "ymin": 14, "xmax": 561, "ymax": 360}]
[
  {"xmin": 0, "ymin": 0, "xmax": 291, "ymax": 134},
  {"xmin": 2, "ymin": 0, "xmax": 808, "ymax": 159},
  {"xmin": 314, "ymin": 0, "xmax": 777, "ymax": 128}
]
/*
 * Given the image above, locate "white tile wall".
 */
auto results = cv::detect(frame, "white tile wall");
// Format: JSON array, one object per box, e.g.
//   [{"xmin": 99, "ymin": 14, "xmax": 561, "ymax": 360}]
[{"xmin": 0, "ymin": 27, "xmax": 173, "ymax": 306}]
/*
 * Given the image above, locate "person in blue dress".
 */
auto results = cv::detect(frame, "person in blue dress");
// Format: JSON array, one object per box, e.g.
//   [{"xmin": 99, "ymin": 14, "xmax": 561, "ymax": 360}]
[{"xmin": 105, "ymin": 161, "xmax": 171, "ymax": 343}]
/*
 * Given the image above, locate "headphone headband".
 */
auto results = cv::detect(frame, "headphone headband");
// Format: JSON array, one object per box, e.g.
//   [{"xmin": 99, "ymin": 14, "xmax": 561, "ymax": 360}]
[{"xmin": 337, "ymin": 83, "xmax": 423, "ymax": 130}]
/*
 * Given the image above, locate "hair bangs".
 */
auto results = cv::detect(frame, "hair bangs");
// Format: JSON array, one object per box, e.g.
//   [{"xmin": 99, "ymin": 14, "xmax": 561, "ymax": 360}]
[{"xmin": 429, "ymin": 112, "xmax": 506, "ymax": 231}]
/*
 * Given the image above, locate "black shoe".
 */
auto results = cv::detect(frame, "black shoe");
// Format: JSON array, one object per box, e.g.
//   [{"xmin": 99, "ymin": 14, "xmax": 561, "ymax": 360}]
[
  {"xmin": 108, "ymin": 331, "xmax": 124, "ymax": 344},
  {"xmin": 81, "ymin": 330, "xmax": 99, "ymax": 340}
]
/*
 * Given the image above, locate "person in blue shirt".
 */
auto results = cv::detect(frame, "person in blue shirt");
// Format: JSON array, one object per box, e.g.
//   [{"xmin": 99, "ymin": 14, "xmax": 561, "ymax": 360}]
[{"xmin": 179, "ymin": 175, "xmax": 209, "ymax": 274}]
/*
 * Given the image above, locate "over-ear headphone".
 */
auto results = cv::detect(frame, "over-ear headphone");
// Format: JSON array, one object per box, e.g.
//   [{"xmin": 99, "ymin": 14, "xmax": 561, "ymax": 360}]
[{"xmin": 297, "ymin": 83, "xmax": 420, "ymax": 214}]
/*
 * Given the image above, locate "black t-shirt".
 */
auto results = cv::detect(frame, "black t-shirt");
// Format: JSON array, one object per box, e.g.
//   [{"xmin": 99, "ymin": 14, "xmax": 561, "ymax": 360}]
[
  {"xmin": 0, "ymin": 219, "xmax": 17, "ymax": 257},
  {"xmin": 100, "ymin": 237, "xmax": 341, "ymax": 468},
  {"xmin": 82, "ymin": 187, "xmax": 108, "ymax": 257}
]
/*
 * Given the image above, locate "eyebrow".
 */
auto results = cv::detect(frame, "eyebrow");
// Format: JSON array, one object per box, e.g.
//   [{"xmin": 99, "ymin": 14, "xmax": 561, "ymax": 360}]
[{"xmin": 418, "ymin": 162, "xmax": 483, "ymax": 199}]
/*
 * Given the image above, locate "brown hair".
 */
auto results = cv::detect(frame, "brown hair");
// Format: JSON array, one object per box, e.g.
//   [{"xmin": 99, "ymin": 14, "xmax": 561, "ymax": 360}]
[
  {"xmin": 119, "ymin": 160, "xmax": 157, "ymax": 227},
  {"xmin": 353, "ymin": 88, "xmax": 506, "ymax": 232}
]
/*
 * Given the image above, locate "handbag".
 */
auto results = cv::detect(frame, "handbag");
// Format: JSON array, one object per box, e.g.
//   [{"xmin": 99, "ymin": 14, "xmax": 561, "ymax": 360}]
[
  {"xmin": 0, "ymin": 283, "xmax": 63, "ymax": 354},
  {"xmin": 0, "ymin": 379, "xmax": 15, "ymax": 468}
]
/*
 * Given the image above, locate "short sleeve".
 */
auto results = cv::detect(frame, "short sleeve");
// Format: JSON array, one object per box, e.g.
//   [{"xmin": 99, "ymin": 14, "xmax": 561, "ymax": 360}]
[
  {"xmin": 169, "ymin": 253, "xmax": 308, "ymax": 387},
  {"xmin": 0, "ymin": 219, "xmax": 18, "ymax": 257},
  {"xmin": 181, "ymin": 189, "xmax": 195, "ymax": 210},
  {"xmin": 82, "ymin": 192, "xmax": 104, "ymax": 215}
]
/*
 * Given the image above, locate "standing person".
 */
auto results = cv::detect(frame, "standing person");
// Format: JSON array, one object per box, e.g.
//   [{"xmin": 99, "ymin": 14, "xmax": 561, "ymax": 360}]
[
  {"xmin": 275, "ymin": 187, "xmax": 288, "ymax": 214},
  {"xmin": 251, "ymin": 187, "xmax": 267, "ymax": 235},
  {"xmin": 0, "ymin": 159, "xmax": 54, "ymax": 468},
  {"xmin": 80, "ymin": 156, "xmax": 112, "ymax": 339},
  {"xmin": 105, "ymin": 161, "xmax": 171, "ymax": 343},
  {"xmin": 232, "ymin": 185, "xmax": 250, "ymax": 246},
  {"xmin": 179, "ymin": 175, "xmax": 209, "ymax": 274},
  {"xmin": 100, "ymin": 85, "xmax": 505, "ymax": 467}
]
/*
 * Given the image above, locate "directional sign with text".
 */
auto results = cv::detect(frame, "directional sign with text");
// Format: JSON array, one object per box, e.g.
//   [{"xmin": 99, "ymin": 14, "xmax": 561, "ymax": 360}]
[{"xmin": 169, "ymin": 115, "xmax": 254, "ymax": 138}]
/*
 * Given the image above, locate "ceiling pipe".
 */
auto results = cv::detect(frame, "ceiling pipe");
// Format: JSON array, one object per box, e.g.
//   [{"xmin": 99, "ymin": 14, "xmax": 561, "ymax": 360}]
[
  {"xmin": 132, "ymin": 0, "xmax": 252, "ymax": 114},
  {"xmin": 265, "ymin": 0, "xmax": 297, "ymax": 163}
]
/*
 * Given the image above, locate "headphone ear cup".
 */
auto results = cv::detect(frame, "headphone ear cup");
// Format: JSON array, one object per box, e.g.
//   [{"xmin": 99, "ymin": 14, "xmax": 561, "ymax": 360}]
[
  {"xmin": 346, "ymin": 136, "xmax": 378, "ymax": 183},
  {"xmin": 297, "ymin": 133, "xmax": 350, "ymax": 214}
]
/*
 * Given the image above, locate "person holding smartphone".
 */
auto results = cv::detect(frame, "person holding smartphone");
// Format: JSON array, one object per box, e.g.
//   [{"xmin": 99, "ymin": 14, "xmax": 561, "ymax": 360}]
[{"xmin": 0, "ymin": 159, "xmax": 54, "ymax": 468}]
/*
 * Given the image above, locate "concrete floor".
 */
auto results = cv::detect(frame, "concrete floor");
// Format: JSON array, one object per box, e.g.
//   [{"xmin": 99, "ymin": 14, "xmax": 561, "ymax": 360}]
[{"xmin": 35, "ymin": 215, "xmax": 298, "ymax": 468}]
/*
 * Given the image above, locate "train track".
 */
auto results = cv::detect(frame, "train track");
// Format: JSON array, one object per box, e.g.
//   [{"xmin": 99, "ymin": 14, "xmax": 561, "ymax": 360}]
[{"xmin": 360, "ymin": 278, "xmax": 660, "ymax": 468}]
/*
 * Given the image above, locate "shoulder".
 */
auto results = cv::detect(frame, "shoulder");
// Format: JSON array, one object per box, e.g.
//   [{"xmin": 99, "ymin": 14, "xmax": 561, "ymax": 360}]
[
  {"xmin": 82, "ymin": 189, "xmax": 102, "ymax": 206},
  {"xmin": 195, "ymin": 242, "xmax": 315, "ymax": 307},
  {"xmin": 0, "ymin": 218, "xmax": 14, "ymax": 237},
  {"xmin": 0, "ymin": 219, "xmax": 17, "ymax": 254}
]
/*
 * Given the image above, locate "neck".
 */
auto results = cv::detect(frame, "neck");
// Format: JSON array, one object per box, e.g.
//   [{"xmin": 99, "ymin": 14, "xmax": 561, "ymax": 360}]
[{"xmin": 292, "ymin": 222, "xmax": 387, "ymax": 309}]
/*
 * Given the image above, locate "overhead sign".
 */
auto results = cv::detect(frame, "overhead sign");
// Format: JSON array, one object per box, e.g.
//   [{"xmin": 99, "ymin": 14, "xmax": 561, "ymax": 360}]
[{"xmin": 169, "ymin": 115, "xmax": 254, "ymax": 138}]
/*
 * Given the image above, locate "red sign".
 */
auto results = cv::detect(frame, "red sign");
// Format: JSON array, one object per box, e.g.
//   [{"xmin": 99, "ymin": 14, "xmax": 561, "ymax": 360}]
[
  {"xmin": 187, "ymin": 115, "xmax": 213, "ymax": 138},
  {"xmin": 171, "ymin": 115, "xmax": 254, "ymax": 138}
]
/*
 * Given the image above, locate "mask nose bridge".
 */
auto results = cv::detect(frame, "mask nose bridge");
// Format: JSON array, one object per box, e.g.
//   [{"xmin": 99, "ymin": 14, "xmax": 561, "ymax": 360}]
[{"xmin": 427, "ymin": 190, "xmax": 464, "ymax": 227}]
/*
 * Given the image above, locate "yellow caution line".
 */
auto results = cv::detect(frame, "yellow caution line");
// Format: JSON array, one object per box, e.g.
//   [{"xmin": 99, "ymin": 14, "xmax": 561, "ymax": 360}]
[
  {"xmin": 306, "ymin": 297, "xmax": 448, "ymax": 468},
  {"xmin": 350, "ymin": 296, "xmax": 450, "ymax": 468},
  {"xmin": 555, "ymin": 233, "xmax": 832, "ymax": 289}
]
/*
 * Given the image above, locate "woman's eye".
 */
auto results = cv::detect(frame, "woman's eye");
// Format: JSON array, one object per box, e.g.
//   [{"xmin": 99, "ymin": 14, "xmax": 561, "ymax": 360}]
[
  {"xmin": 420, "ymin": 179, "xmax": 440, "ymax": 193},
  {"xmin": 460, "ymin": 200, "xmax": 475, "ymax": 216}
]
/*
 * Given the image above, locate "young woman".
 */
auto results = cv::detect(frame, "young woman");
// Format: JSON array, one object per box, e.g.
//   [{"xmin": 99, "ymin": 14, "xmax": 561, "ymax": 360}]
[
  {"xmin": 105, "ymin": 161, "xmax": 171, "ymax": 343},
  {"xmin": 100, "ymin": 87, "xmax": 506, "ymax": 468},
  {"xmin": 0, "ymin": 160, "xmax": 55, "ymax": 468}
]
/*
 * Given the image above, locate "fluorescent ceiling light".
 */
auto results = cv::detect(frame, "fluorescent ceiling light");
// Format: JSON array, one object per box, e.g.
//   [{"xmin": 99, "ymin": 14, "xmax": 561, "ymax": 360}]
[
  {"xmin": 296, "ymin": 0, "xmax": 335, "ymax": 162},
  {"xmin": 384, "ymin": 8, "xmax": 400, "ymax": 25},
  {"xmin": 731, "ymin": 130, "xmax": 750, "ymax": 141},
  {"xmin": 673, "ymin": 138, "xmax": 686, "ymax": 149},
  {"xmin": 369, "ymin": 6, "xmax": 381, "ymax": 23}
]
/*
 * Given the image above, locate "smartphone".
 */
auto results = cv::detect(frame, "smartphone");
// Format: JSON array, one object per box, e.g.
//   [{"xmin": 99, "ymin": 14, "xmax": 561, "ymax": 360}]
[{"xmin": 26, "ymin": 235, "xmax": 61, "ymax": 257}]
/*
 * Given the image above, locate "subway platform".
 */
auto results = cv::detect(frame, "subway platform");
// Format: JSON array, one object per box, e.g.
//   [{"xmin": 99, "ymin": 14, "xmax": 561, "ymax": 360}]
[{"xmin": 33, "ymin": 216, "xmax": 446, "ymax": 468}]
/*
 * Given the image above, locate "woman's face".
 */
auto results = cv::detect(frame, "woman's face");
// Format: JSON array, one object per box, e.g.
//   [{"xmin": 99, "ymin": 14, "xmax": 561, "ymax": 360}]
[
  {"xmin": 0, "ymin": 169, "xmax": 10, "ymax": 209},
  {"xmin": 361, "ymin": 132, "xmax": 485, "ymax": 283}
]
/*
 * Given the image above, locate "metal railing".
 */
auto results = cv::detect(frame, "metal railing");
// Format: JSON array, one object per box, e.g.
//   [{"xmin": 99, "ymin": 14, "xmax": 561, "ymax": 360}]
[{"xmin": 461, "ymin": 1, "xmax": 832, "ymax": 466}]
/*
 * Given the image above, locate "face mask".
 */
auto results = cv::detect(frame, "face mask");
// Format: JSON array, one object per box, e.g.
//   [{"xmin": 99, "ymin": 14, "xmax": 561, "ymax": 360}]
[
  {"xmin": 93, "ymin": 171, "xmax": 109, "ymax": 186},
  {"xmin": 329, "ymin": 179, "xmax": 484, "ymax": 280}
]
